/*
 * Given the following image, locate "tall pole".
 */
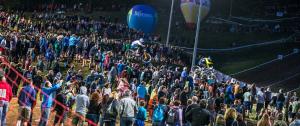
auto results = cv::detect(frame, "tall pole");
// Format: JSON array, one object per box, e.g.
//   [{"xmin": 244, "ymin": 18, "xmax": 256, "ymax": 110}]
[
  {"xmin": 191, "ymin": 1, "xmax": 202, "ymax": 68},
  {"xmin": 166, "ymin": 0, "xmax": 175, "ymax": 46}
]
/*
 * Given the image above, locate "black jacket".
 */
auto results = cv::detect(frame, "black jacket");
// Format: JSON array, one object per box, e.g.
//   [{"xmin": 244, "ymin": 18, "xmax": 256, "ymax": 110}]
[{"xmin": 185, "ymin": 107, "xmax": 211, "ymax": 126}]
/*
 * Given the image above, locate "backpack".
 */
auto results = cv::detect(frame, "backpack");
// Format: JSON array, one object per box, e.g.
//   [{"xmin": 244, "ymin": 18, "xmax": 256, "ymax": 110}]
[
  {"xmin": 166, "ymin": 107, "xmax": 180, "ymax": 124},
  {"xmin": 65, "ymin": 92, "xmax": 75, "ymax": 107},
  {"xmin": 55, "ymin": 93, "xmax": 67, "ymax": 111},
  {"xmin": 153, "ymin": 105, "xmax": 165, "ymax": 122},
  {"xmin": 136, "ymin": 107, "xmax": 146, "ymax": 120},
  {"xmin": 105, "ymin": 100, "xmax": 117, "ymax": 117}
]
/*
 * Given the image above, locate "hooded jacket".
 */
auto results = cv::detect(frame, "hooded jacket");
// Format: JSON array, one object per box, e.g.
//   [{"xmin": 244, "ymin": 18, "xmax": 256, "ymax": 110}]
[
  {"xmin": 75, "ymin": 86, "xmax": 90, "ymax": 115},
  {"xmin": 41, "ymin": 82, "xmax": 61, "ymax": 108}
]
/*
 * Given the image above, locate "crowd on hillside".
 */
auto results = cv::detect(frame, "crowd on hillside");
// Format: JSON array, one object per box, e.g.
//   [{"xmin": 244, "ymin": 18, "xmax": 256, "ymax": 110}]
[{"xmin": 0, "ymin": 10, "xmax": 299, "ymax": 126}]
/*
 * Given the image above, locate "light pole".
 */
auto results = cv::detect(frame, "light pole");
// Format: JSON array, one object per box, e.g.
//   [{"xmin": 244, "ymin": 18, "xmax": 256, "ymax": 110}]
[
  {"xmin": 191, "ymin": 1, "xmax": 202, "ymax": 68},
  {"xmin": 166, "ymin": 0, "xmax": 175, "ymax": 46}
]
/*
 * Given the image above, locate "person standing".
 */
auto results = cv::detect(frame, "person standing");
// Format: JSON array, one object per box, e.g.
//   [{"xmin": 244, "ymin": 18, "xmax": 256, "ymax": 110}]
[
  {"xmin": 291, "ymin": 98, "xmax": 300, "ymax": 120},
  {"xmin": 264, "ymin": 87, "xmax": 272, "ymax": 108},
  {"xmin": 243, "ymin": 89, "xmax": 252, "ymax": 117},
  {"xmin": 17, "ymin": 79, "xmax": 36, "ymax": 126},
  {"xmin": 72, "ymin": 86, "xmax": 90, "ymax": 126},
  {"xmin": 185, "ymin": 96, "xmax": 199, "ymax": 120},
  {"xmin": 185, "ymin": 99, "xmax": 211, "ymax": 126},
  {"xmin": 276, "ymin": 89, "xmax": 285, "ymax": 111},
  {"xmin": 273, "ymin": 113, "xmax": 287, "ymax": 126},
  {"xmin": 102, "ymin": 92, "xmax": 119, "ymax": 126},
  {"xmin": 135, "ymin": 100, "xmax": 147, "ymax": 126},
  {"xmin": 224, "ymin": 108, "xmax": 237, "ymax": 126},
  {"xmin": 152, "ymin": 98, "xmax": 168, "ymax": 126},
  {"xmin": 0, "ymin": 72, "xmax": 12, "ymax": 126},
  {"xmin": 68, "ymin": 34, "xmax": 80, "ymax": 60},
  {"xmin": 119, "ymin": 90, "xmax": 138, "ymax": 126},
  {"xmin": 290, "ymin": 112, "xmax": 300, "ymax": 126},
  {"xmin": 137, "ymin": 82, "xmax": 147, "ymax": 103},
  {"xmin": 256, "ymin": 88, "xmax": 265, "ymax": 120},
  {"xmin": 86, "ymin": 92, "xmax": 101, "ymax": 126},
  {"xmin": 52, "ymin": 88, "xmax": 68, "ymax": 126},
  {"xmin": 38, "ymin": 80, "xmax": 62, "ymax": 126},
  {"xmin": 257, "ymin": 113, "xmax": 272, "ymax": 126}
]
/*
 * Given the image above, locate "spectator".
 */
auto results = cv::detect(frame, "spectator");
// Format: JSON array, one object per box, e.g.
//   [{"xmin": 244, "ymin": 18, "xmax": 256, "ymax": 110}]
[
  {"xmin": 102, "ymin": 92, "xmax": 119, "ymax": 126},
  {"xmin": 224, "ymin": 108, "xmax": 237, "ymax": 126},
  {"xmin": 232, "ymin": 113, "xmax": 246, "ymax": 126},
  {"xmin": 185, "ymin": 99, "xmax": 211, "ymax": 126},
  {"xmin": 180, "ymin": 87, "xmax": 189, "ymax": 106},
  {"xmin": 119, "ymin": 90, "xmax": 138, "ymax": 126},
  {"xmin": 274, "ymin": 113, "xmax": 287, "ymax": 126},
  {"xmin": 148, "ymin": 85, "xmax": 159, "ymax": 122},
  {"xmin": 243, "ymin": 89, "xmax": 252, "ymax": 117},
  {"xmin": 137, "ymin": 81, "xmax": 147, "ymax": 102},
  {"xmin": 215, "ymin": 114, "xmax": 225, "ymax": 126},
  {"xmin": 291, "ymin": 98, "xmax": 300, "ymax": 120},
  {"xmin": 166, "ymin": 100, "xmax": 183, "ymax": 126},
  {"xmin": 215, "ymin": 93, "xmax": 225, "ymax": 113},
  {"xmin": 135, "ymin": 100, "xmax": 147, "ymax": 126},
  {"xmin": 0, "ymin": 71, "xmax": 12, "ymax": 126},
  {"xmin": 102, "ymin": 83, "xmax": 112, "ymax": 96},
  {"xmin": 17, "ymin": 78, "xmax": 36, "ymax": 126},
  {"xmin": 257, "ymin": 113, "xmax": 272, "ymax": 126},
  {"xmin": 86, "ymin": 92, "xmax": 102, "ymax": 126},
  {"xmin": 152, "ymin": 98, "xmax": 167, "ymax": 126},
  {"xmin": 72, "ymin": 86, "xmax": 90, "ymax": 126},
  {"xmin": 277, "ymin": 89, "xmax": 285, "ymax": 111},
  {"xmin": 225, "ymin": 83, "xmax": 234, "ymax": 105},
  {"xmin": 52, "ymin": 88, "xmax": 68, "ymax": 126},
  {"xmin": 39, "ymin": 80, "xmax": 62, "ymax": 126},
  {"xmin": 290, "ymin": 112, "xmax": 300, "ymax": 126},
  {"xmin": 256, "ymin": 88, "xmax": 265, "ymax": 119}
]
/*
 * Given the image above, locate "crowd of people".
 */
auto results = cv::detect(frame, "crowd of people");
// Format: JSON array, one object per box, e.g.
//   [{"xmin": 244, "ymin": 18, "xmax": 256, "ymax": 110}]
[{"xmin": 0, "ymin": 9, "xmax": 299, "ymax": 126}]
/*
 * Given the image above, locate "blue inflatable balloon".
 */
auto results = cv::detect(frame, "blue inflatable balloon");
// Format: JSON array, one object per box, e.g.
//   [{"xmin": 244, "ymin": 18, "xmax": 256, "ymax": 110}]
[{"xmin": 127, "ymin": 5, "xmax": 157, "ymax": 33}]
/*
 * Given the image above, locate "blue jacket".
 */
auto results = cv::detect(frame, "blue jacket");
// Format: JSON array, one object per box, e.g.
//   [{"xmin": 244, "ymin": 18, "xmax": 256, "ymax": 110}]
[
  {"xmin": 137, "ymin": 84, "xmax": 147, "ymax": 99},
  {"xmin": 18, "ymin": 85, "xmax": 36, "ymax": 108},
  {"xmin": 181, "ymin": 70, "xmax": 188, "ymax": 79},
  {"xmin": 63, "ymin": 36, "xmax": 69, "ymax": 47},
  {"xmin": 41, "ymin": 83, "xmax": 62, "ymax": 108},
  {"xmin": 45, "ymin": 48, "xmax": 54, "ymax": 61},
  {"xmin": 39, "ymin": 37, "xmax": 47, "ymax": 50},
  {"xmin": 117, "ymin": 63, "xmax": 124, "ymax": 74},
  {"xmin": 69, "ymin": 36, "xmax": 80, "ymax": 47},
  {"xmin": 136, "ymin": 106, "xmax": 147, "ymax": 120}
]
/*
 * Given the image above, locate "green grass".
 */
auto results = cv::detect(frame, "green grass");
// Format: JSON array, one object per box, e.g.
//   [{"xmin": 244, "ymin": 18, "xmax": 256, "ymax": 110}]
[{"xmin": 203, "ymin": 43, "xmax": 296, "ymax": 74}]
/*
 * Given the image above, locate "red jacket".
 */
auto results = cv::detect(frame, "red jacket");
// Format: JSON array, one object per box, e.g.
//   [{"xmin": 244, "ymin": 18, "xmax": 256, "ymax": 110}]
[{"xmin": 0, "ymin": 81, "xmax": 13, "ymax": 102}]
